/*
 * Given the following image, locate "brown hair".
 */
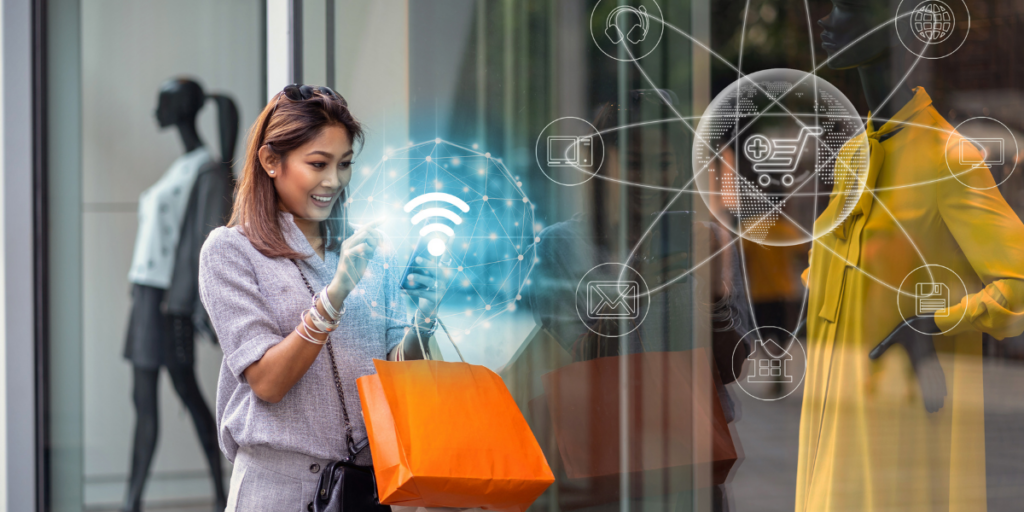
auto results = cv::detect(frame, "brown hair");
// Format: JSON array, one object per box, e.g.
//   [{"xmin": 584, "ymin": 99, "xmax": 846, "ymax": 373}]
[{"xmin": 230, "ymin": 87, "xmax": 364, "ymax": 259}]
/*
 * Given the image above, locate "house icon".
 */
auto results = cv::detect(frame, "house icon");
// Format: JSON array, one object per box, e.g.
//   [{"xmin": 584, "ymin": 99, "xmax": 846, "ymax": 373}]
[{"xmin": 747, "ymin": 338, "xmax": 794, "ymax": 384}]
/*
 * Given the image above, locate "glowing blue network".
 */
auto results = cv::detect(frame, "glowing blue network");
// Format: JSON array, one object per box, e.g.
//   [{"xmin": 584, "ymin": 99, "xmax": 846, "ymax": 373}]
[{"xmin": 346, "ymin": 139, "xmax": 538, "ymax": 339}]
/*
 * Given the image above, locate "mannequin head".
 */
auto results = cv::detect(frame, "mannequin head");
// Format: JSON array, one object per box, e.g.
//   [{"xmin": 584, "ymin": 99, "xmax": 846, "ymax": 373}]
[
  {"xmin": 231, "ymin": 85, "xmax": 363, "ymax": 259},
  {"xmin": 818, "ymin": 0, "xmax": 894, "ymax": 70},
  {"xmin": 155, "ymin": 79, "xmax": 205, "ymax": 127}
]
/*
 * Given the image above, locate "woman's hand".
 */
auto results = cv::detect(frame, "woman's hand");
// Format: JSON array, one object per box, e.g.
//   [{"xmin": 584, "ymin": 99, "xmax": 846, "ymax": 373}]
[
  {"xmin": 326, "ymin": 220, "xmax": 383, "ymax": 309},
  {"xmin": 868, "ymin": 315, "xmax": 947, "ymax": 413},
  {"xmin": 404, "ymin": 256, "xmax": 452, "ymax": 323}
]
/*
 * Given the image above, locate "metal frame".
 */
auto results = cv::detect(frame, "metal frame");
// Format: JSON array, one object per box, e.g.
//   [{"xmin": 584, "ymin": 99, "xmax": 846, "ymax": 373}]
[{"xmin": 31, "ymin": 0, "xmax": 50, "ymax": 507}]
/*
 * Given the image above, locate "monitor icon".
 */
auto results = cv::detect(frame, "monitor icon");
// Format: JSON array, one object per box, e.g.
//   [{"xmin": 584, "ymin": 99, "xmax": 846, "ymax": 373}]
[
  {"xmin": 548, "ymin": 136, "xmax": 594, "ymax": 167},
  {"xmin": 960, "ymin": 138, "xmax": 1004, "ymax": 168},
  {"xmin": 916, "ymin": 282, "xmax": 950, "ymax": 317}
]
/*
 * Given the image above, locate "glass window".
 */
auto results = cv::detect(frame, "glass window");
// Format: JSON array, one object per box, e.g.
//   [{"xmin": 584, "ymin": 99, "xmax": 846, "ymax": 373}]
[
  {"xmin": 45, "ymin": 1, "xmax": 263, "ymax": 510},
  {"xmin": 40, "ymin": 1, "xmax": 1024, "ymax": 511}
]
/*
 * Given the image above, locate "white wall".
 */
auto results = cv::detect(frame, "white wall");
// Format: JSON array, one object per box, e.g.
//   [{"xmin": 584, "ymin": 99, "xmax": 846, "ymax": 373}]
[{"xmin": 79, "ymin": 1, "xmax": 263, "ymax": 507}]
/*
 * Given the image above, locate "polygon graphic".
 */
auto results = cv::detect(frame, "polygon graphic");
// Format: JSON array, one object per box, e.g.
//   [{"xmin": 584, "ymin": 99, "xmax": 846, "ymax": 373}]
[{"xmin": 347, "ymin": 140, "xmax": 537, "ymax": 341}]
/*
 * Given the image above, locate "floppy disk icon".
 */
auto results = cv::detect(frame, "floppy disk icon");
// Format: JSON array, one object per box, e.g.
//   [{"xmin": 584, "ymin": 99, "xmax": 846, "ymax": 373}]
[
  {"xmin": 587, "ymin": 281, "xmax": 640, "ymax": 319},
  {"xmin": 916, "ymin": 282, "xmax": 950, "ymax": 317}
]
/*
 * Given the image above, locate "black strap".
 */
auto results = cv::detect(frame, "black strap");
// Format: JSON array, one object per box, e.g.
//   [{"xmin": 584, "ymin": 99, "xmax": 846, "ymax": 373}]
[{"xmin": 291, "ymin": 259, "xmax": 359, "ymax": 458}]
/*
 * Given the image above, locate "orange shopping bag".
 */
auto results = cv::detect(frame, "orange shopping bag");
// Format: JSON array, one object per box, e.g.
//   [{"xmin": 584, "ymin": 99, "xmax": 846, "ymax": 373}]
[{"xmin": 357, "ymin": 358, "xmax": 555, "ymax": 512}]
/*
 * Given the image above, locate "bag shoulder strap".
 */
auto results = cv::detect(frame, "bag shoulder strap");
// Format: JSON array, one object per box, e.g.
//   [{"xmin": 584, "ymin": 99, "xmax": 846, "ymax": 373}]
[{"xmin": 290, "ymin": 259, "xmax": 358, "ymax": 458}]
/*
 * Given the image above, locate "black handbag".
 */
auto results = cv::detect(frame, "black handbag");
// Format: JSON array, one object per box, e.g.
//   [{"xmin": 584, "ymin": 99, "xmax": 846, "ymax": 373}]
[{"xmin": 292, "ymin": 260, "xmax": 391, "ymax": 512}]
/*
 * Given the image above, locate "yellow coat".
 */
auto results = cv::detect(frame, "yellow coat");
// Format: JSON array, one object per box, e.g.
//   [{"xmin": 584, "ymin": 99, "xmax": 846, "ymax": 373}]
[{"xmin": 796, "ymin": 87, "xmax": 1024, "ymax": 511}]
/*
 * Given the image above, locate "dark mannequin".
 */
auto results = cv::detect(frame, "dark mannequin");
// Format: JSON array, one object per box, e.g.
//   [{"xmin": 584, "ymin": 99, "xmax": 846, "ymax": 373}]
[
  {"xmin": 122, "ymin": 78, "xmax": 235, "ymax": 512},
  {"xmin": 818, "ymin": 0, "xmax": 946, "ymax": 412}
]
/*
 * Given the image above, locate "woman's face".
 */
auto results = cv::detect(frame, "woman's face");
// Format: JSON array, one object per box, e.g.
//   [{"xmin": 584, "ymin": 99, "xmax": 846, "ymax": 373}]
[
  {"xmin": 818, "ymin": 0, "xmax": 892, "ymax": 69},
  {"xmin": 260, "ymin": 125, "xmax": 354, "ymax": 223}
]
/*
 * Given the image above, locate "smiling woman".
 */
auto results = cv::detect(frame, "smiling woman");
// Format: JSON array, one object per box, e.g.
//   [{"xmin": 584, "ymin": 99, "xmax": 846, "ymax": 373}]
[{"xmin": 199, "ymin": 85, "xmax": 449, "ymax": 511}]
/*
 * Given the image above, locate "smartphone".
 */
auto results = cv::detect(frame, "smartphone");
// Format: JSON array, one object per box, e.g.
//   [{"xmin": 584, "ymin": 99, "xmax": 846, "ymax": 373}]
[{"xmin": 400, "ymin": 237, "xmax": 443, "ymax": 290}]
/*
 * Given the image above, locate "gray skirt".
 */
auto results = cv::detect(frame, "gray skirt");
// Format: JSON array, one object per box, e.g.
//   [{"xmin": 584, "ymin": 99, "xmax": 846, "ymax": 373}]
[{"xmin": 227, "ymin": 445, "xmax": 334, "ymax": 512}]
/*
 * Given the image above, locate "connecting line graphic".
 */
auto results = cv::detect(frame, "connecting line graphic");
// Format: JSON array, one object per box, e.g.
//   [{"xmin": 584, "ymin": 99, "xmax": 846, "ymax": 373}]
[
  {"xmin": 601, "ymin": 10, "xmax": 939, "ymax": 304},
  {"xmin": 566, "ymin": 114, "xmax": 971, "ymax": 196},
  {"xmin": 734, "ymin": 0, "xmax": 764, "ymax": 344},
  {"xmin": 790, "ymin": 0, "xmax": 820, "ymax": 340}
]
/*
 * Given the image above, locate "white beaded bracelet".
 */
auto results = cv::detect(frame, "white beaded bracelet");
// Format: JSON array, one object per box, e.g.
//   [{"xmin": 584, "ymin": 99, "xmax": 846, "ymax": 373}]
[
  {"xmin": 295, "ymin": 311, "xmax": 328, "ymax": 345},
  {"xmin": 308, "ymin": 304, "xmax": 339, "ymax": 332},
  {"xmin": 317, "ymin": 286, "xmax": 345, "ymax": 320}
]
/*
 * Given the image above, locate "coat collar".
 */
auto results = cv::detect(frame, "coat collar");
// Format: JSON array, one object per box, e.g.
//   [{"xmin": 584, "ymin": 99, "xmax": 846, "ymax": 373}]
[
  {"xmin": 278, "ymin": 211, "xmax": 335, "ymax": 277},
  {"xmin": 871, "ymin": 86, "xmax": 933, "ymax": 139}
]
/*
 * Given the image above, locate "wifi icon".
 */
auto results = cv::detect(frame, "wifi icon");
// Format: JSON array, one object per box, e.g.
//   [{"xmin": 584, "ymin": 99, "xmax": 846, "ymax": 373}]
[{"xmin": 403, "ymin": 192, "xmax": 471, "ymax": 256}]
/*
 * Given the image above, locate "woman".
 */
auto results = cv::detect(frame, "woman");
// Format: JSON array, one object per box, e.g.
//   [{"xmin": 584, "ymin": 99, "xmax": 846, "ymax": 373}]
[
  {"xmin": 796, "ymin": 1, "xmax": 1024, "ymax": 511},
  {"xmin": 198, "ymin": 84, "xmax": 445, "ymax": 511}
]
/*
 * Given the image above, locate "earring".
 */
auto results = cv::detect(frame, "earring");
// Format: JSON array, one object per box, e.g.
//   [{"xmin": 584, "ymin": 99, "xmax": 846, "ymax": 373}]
[{"xmin": 269, "ymin": 169, "xmax": 276, "ymax": 175}]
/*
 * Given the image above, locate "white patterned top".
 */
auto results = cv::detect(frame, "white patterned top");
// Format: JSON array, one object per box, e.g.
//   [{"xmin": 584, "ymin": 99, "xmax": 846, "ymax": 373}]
[{"xmin": 128, "ymin": 147, "xmax": 211, "ymax": 288}]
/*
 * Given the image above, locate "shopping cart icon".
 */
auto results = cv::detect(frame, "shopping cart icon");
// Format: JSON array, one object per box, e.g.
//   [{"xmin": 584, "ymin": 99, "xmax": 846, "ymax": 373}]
[{"xmin": 744, "ymin": 126, "xmax": 824, "ymax": 187}]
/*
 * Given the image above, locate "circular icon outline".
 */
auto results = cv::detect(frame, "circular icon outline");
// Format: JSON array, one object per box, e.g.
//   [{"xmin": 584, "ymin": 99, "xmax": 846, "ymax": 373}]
[
  {"xmin": 743, "ymin": 134, "xmax": 772, "ymax": 163},
  {"xmin": 896, "ymin": 0, "xmax": 970, "ymax": 60},
  {"xmin": 730, "ymin": 325, "xmax": 807, "ymax": 402},
  {"xmin": 589, "ymin": 0, "xmax": 665, "ymax": 63},
  {"xmin": 943, "ymin": 116, "xmax": 1019, "ymax": 190},
  {"xmin": 691, "ymin": 68, "xmax": 870, "ymax": 247},
  {"xmin": 896, "ymin": 264, "xmax": 969, "ymax": 335},
  {"xmin": 535, "ymin": 117, "xmax": 606, "ymax": 187},
  {"xmin": 574, "ymin": 262, "xmax": 650, "ymax": 338}
]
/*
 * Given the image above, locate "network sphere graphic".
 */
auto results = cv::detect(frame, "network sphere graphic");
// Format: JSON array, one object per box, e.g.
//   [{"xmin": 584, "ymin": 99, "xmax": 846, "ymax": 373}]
[
  {"xmin": 912, "ymin": 0, "xmax": 955, "ymax": 44},
  {"xmin": 693, "ymin": 68, "xmax": 869, "ymax": 246},
  {"xmin": 347, "ymin": 140, "xmax": 537, "ymax": 336}
]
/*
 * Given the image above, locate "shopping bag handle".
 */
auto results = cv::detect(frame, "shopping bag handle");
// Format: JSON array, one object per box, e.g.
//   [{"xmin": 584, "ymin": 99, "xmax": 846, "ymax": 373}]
[{"xmin": 416, "ymin": 317, "xmax": 466, "ymax": 363}]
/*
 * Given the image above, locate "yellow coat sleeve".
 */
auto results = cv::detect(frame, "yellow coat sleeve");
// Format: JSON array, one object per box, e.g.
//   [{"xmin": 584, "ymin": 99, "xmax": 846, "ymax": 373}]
[{"xmin": 935, "ymin": 146, "xmax": 1024, "ymax": 339}]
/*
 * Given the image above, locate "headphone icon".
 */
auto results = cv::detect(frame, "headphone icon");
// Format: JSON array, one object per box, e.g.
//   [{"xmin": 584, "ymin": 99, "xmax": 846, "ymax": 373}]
[{"xmin": 605, "ymin": 5, "xmax": 650, "ymax": 45}]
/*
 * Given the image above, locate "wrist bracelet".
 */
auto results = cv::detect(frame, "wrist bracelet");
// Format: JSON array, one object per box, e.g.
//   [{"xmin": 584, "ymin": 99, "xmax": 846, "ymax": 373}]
[
  {"xmin": 296, "ymin": 311, "xmax": 328, "ymax": 345},
  {"xmin": 308, "ymin": 304, "xmax": 340, "ymax": 332},
  {"xmin": 316, "ymin": 286, "xmax": 345, "ymax": 320}
]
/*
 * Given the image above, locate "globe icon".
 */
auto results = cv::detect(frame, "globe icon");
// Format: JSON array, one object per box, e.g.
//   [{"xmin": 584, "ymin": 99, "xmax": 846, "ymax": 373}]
[
  {"xmin": 692, "ymin": 69, "xmax": 869, "ymax": 246},
  {"xmin": 912, "ymin": 0, "xmax": 955, "ymax": 44}
]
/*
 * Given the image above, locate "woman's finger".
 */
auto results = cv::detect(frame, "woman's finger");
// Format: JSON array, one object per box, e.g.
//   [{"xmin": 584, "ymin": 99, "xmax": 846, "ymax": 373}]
[
  {"xmin": 411, "ymin": 257, "xmax": 438, "ymax": 277},
  {"xmin": 345, "ymin": 244, "xmax": 377, "ymax": 262},
  {"xmin": 405, "ymin": 272, "xmax": 436, "ymax": 289}
]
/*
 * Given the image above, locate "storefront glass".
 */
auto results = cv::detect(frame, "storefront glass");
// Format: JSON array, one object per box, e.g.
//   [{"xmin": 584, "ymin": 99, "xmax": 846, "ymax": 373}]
[{"xmin": 41, "ymin": 1, "xmax": 1024, "ymax": 511}]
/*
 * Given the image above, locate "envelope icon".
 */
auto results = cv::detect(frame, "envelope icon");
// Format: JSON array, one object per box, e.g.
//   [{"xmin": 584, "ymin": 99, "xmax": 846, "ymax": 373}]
[{"xmin": 587, "ymin": 281, "xmax": 640, "ymax": 319}]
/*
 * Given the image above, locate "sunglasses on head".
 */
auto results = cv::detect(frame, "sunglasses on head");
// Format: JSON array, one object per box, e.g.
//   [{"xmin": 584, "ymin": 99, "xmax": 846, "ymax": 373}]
[
  {"xmin": 260, "ymin": 84, "xmax": 347, "ymax": 146},
  {"xmin": 282, "ymin": 83, "xmax": 345, "ymax": 103}
]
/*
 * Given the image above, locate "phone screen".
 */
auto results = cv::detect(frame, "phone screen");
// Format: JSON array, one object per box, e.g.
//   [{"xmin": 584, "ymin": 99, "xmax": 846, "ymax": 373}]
[{"xmin": 400, "ymin": 237, "xmax": 442, "ymax": 290}]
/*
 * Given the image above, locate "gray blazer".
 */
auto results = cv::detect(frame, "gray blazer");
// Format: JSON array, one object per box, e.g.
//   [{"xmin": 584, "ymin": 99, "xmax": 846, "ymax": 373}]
[{"xmin": 198, "ymin": 212, "xmax": 408, "ymax": 462}]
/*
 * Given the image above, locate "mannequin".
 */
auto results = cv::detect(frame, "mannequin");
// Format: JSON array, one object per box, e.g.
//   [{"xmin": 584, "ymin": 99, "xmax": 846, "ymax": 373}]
[
  {"xmin": 795, "ymin": 1, "xmax": 1024, "ymax": 510},
  {"xmin": 122, "ymin": 78, "xmax": 236, "ymax": 512},
  {"xmin": 818, "ymin": 0, "xmax": 940, "ymax": 406}
]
